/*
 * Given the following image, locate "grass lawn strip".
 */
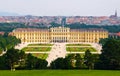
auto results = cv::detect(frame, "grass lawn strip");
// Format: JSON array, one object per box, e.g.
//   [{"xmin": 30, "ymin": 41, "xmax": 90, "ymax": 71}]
[
  {"xmin": 66, "ymin": 44, "xmax": 91, "ymax": 46},
  {"xmin": 28, "ymin": 44, "xmax": 53, "ymax": 46},
  {"xmin": 0, "ymin": 70, "xmax": 120, "ymax": 76},
  {"xmin": 66, "ymin": 47, "xmax": 97, "ymax": 52},
  {"xmin": 32, "ymin": 53, "xmax": 48, "ymax": 59},
  {"xmin": 22, "ymin": 47, "xmax": 51, "ymax": 52}
]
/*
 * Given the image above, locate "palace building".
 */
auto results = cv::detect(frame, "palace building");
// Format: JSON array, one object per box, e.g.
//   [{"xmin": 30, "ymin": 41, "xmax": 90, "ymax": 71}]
[{"xmin": 9, "ymin": 27, "xmax": 108, "ymax": 43}]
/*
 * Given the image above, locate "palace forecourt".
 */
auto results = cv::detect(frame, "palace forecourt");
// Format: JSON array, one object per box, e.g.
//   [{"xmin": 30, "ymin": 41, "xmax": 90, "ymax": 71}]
[
  {"xmin": 9, "ymin": 27, "xmax": 108, "ymax": 65},
  {"xmin": 9, "ymin": 27, "xmax": 108, "ymax": 43}
]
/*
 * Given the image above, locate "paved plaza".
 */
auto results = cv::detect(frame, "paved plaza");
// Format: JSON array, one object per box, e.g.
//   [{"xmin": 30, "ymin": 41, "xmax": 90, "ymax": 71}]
[{"xmin": 46, "ymin": 43, "xmax": 66, "ymax": 66}]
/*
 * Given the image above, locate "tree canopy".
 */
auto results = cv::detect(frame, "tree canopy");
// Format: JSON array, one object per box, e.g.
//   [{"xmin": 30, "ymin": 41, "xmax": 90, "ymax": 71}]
[
  {"xmin": 97, "ymin": 39, "xmax": 120, "ymax": 70},
  {"xmin": 0, "ymin": 35, "xmax": 21, "ymax": 52}
]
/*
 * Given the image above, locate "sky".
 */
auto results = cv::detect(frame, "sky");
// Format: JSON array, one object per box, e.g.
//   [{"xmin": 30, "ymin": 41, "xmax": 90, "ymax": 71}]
[{"xmin": 0, "ymin": 0, "xmax": 119, "ymax": 16}]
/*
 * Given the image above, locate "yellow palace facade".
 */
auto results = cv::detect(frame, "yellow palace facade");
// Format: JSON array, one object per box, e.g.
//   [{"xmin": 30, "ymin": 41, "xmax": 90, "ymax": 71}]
[{"xmin": 10, "ymin": 27, "xmax": 108, "ymax": 43}]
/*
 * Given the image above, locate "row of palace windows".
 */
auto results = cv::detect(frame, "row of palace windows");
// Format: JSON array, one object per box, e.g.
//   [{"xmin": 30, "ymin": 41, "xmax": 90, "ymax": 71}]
[
  {"xmin": 24, "ymin": 40, "xmax": 49, "ymax": 42},
  {"xmin": 52, "ymin": 29, "xmax": 68, "ymax": 32},
  {"xmin": 21, "ymin": 37, "xmax": 49, "ymax": 40},
  {"xmin": 15, "ymin": 33, "xmax": 107, "ymax": 36},
  {"xmin": 52, "ymin": 37, "xmax": 67, "ymax": 40}
]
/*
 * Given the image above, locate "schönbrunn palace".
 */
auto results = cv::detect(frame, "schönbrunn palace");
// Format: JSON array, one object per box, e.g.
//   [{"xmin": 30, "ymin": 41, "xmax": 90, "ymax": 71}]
[{"xmin": 9, "ymin": 27, "xmax": 108, "ymax": 43}]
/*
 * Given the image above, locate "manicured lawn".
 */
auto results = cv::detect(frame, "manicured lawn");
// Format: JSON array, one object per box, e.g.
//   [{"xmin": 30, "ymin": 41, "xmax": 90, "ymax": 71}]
[
  {"xmin": 32, "ymin": 53, "xmax": 48, "ymax": 59},
  {"xmin": 66, "ymin": 44, "xmax": 91, "ymax": 46},
  {"xmin": 0, "ymin": 70, "xmax": 120, "ymax": 76},
  {"xmin": 22, "ymin": 47, "xmax": 51, "ymax": 52},
  {"xmin": 66, "ymin": 47, "xmax": 97, "ymax": 52},
  {"xmin": 28, "ymin": 44, "xmax": 53, "ymax": 46}
]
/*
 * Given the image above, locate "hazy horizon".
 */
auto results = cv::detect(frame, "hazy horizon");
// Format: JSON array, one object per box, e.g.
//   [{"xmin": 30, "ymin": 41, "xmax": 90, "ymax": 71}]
[{"xmin": 0, "ymin": 0, "xmax": 119, "ymax": 16}]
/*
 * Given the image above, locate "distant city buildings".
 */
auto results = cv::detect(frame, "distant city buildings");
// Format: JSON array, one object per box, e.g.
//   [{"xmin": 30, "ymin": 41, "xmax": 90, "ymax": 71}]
[
  {"xmin": 109, "ymin": 32, "xmax": 120, "ymax": 38},
  {"xmin": 0, "ymin": 11, "xmax": 120, "ymax": 25}
]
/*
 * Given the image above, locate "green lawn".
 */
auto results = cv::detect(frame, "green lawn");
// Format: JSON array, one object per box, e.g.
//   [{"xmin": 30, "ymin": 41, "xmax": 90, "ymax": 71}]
[
  {"xmin": 66, "ymin": 47, "xmax": 97, "ymax": 52},
  {"xmin": 22, "ymin": 47, "xmax": 51, "ymax": 52},
  {"xmin": 32, "ymin": 53, "xmax": 48, "ymax": 59},
  {"xmin": 28, "ymin": 44, "xmax": 53, "ymax": 46},
  {"xmin": 66, "ymin": 44, "xmax": 91, "ymax": 46},
  {"xmin": 0, "ymin": 70, "xmax": 120, "ymax": 76}
]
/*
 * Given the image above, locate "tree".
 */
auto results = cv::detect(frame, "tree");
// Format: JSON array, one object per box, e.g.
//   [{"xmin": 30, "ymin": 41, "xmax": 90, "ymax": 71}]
[
  {"xmin": 0, "ymin": 55, "xmax": 8, "ymax": 69},
  {"xmin": 98, "ymin": 39, "xmax": 120, "ymax": 70},
  {"xmin": 84, "ymin": 50, "xmax": 94, "ymax": 70},
  {"xmin": 0, "ymin": 35, "xmax": 21, "ymax": 52},
  {"xmin": 5, "ymin": 36, "xmax": 21, "ymax": 50},
  {"xmin": 17, "ymin": 50, "xmax": 26, "ymax": 69},
  {"xmin": 4, "ymin": 48, "xmax": 20, "ymax": 70},
  {"xmin": 35, "ymin": 59, "xmax": 48, "ymax": 69},
  {"xmin": 63, "ymin": 56, "xmax": 74, "ymax": 69},
  {"xmin": 0, "ymin": 35, "xmax": 7, "ymax": 51},
  {"xmin": 50, "ymin": 54, "xmax": 83, "ymax": 69},
  {"xmin": 75, "ymin": 54, "xmax": 83, "ymax": 69},
  {"xmin": 25, "ymin": 53, "xmax": 37, "ymax": 69},
  {"xmin": 50, "ymin": 58, "xmax": 65, "ymax": 69},
  {"xmin": 25, "ymin": 53, "xmax": 48, "ymax": 69}
]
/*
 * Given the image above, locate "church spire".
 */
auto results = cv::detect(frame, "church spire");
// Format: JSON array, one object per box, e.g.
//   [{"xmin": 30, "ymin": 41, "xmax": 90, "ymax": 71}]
[
  {"xmin": 61, "ymin": 17, "xmax": 66, "ymax": 27},
  {"xmin": 115, "ymin": 10, "xmax": 117, "ymax": 17}
]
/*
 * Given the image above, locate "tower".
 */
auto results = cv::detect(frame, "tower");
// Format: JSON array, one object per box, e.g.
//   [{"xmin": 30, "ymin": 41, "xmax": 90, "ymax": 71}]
[
  {"xmin": 61, "ymin": 17, "xmax": 66, "ymax": 27},
  {"xmin": 115, "ymin": 10, "xmax": 117, "ymax": 17}
]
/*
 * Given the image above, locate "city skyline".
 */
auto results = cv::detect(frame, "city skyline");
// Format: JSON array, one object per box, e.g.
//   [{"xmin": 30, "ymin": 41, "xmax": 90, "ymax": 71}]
[{"xmin": 0, "ymin": 0, "xmax": 119, "ymax": 16}]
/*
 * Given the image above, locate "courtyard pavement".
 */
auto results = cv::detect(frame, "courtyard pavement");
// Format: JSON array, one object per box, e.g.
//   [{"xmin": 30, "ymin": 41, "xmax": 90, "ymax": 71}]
[{"xmin": 46, "ymin": 43, "xmax": 66, "ymax": 66}]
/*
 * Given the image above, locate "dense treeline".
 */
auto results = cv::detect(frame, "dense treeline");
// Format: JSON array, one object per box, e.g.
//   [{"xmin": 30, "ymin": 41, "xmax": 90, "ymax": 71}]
[
  {"xmin": 0, "ymin": 23, "xmax": 120, "ymax": 33},
  {"xmin": 0, "ymin": 48, "xmax": 96, "ymax": 70},
  {"xmin": 0, "ymin": 48, "xmax": 48, "ymax": 70},
  {"xmin": 0, "ymin": 23, "xmax": 47, "ymax": 32},
  {"xmin": 50, "ymin": 51, "xmax": 98, "ymax": 70},
  {"xmin": 50, "ymin": 23, "xmax": 120, "ymax": 33},
  {"xmin": 65, "ymin": 23, "xmax": 120, "ymax": 33},
  {"xmin": 95, "ymin": 38, "xmax": 120, "ymax": 70},
  {"xmin": 0, "ymin": 23, "xmax": 26, "ymax": 32}
]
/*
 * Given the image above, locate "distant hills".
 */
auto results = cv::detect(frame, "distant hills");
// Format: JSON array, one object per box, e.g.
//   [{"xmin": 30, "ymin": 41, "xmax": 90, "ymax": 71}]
[{"xmin": 0, "ymin": 12, "xmax": 20, "ymax": 16}]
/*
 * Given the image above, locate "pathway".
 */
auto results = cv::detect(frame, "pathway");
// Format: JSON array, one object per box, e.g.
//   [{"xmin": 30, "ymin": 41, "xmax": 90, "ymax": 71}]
[{"xmin": 46, "ymin": 43, "xmax": 66, "ymax": 66}]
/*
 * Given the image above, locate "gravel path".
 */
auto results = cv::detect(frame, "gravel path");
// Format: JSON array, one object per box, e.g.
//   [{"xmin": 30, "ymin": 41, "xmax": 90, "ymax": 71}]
[{"xmin": 46, "ymin": 43, "xmax": 66, "ymax": 66}]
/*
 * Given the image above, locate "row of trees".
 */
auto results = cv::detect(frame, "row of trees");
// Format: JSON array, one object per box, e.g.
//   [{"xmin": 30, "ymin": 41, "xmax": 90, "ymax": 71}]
[
  {"xmin": 0, "ymin": 48, "xmax": 48, "ymax": 70},
  {"xmin": 50, "ymin": 50, "xmax": 98, "ymax": 70},
  {"xmin": 0, "ymin": 48, "xmax": 97, "ymax": 70}
]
